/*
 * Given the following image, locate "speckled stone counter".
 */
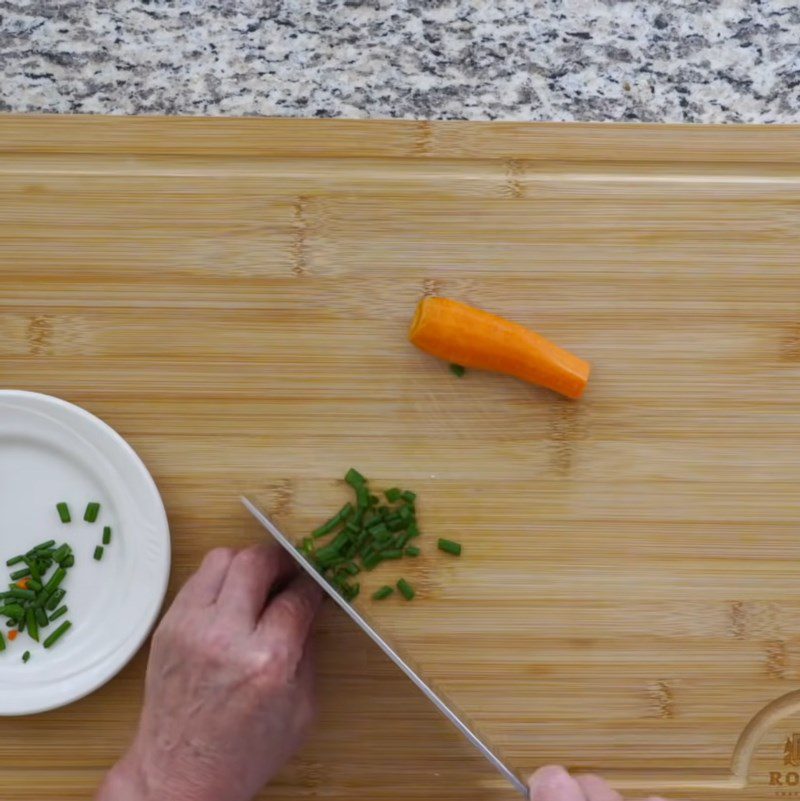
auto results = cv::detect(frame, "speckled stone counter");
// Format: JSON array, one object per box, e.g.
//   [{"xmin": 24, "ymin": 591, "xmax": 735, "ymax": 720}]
[{"xmin": 1, "ymin": 1, "xmax": 798, "ymax": 121}]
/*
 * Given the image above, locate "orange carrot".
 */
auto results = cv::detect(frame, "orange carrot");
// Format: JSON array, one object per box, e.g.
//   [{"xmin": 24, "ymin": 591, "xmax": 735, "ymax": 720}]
[
  {"xmin": 409, "ymin": 297, "xmax": 591, "ymax": 399},
  {"xmin": 8, "ymin": 630, "xmax": 18, "ymax": 641},
  {"xmin": 16, "ymin": 579, "xmax": 29, "ymax": 590}
]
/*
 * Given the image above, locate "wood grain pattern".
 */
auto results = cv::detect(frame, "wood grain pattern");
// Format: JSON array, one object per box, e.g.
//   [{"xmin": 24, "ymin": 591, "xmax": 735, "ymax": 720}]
[{"xmin": 2, "ymin": 116, "xmax": 800, "ymax": 800}]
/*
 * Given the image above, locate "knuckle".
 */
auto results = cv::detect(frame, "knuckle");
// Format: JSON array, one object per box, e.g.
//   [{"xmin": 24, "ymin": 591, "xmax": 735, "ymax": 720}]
[
  {"xmin": 205, "ymin": 546, "xmax": 235, "ymax": 569},
  {"xmin": 273, "ymin": 592, "xmax": 313, "ymax": 627},
  {"xmin": 264, "ymin": 639, "xmax": 294, "ymax": 670},
  {"xmin": 250, "ymin": 641, "xmax": 298, "ymax": 686},
  {"xmin": 230, "ymin": 545, "xmax": 264, "ymax": 574},
  {"xmin": 169, "ymin": 622, "xmax": 227, "ymax": 662},
  {"xmin": 577, "ymin": 774, "xmax": 607, "ymax": 788}
]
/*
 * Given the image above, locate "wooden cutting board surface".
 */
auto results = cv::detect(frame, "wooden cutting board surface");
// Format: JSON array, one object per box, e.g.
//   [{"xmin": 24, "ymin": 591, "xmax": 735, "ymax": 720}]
[{"xmin": 2, "ymin": 116, "xmax": 800, "ymax": 800}]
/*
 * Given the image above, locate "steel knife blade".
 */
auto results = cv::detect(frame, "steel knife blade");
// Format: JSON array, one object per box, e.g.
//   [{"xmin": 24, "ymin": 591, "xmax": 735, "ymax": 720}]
[{"xmin": 241, "ymin": 495, "xmax": 528, "ymax": 798}]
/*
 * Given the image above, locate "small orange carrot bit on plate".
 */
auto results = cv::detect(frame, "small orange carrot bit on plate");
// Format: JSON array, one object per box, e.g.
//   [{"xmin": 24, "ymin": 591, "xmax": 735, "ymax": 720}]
[
  {"xmin": 8, "ymin": 630, "xmax": 18, "ymax": 641},
  {"xmin": 409, "ymin": 296, "xmax": 591, "ymax": 400},
  {"xmin": 16, "ymin": 579, "xmax": 30, "ymax": 590}
]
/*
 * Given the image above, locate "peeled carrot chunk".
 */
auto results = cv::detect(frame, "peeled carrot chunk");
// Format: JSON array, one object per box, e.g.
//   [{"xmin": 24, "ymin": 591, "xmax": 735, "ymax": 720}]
[{"xmin": 409, "ymin": 297, "xmax": 590, "ymax": 400}]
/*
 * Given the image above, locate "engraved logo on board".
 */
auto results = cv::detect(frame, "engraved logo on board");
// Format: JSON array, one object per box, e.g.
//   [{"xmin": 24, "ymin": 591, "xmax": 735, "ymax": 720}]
[
  {"xmin": 786, "ymin": 734, "xmax": 800, "ymax": 768},
  {"xmin": 771, "ymin": 733, "xmax": 800, "ymax": 794}
]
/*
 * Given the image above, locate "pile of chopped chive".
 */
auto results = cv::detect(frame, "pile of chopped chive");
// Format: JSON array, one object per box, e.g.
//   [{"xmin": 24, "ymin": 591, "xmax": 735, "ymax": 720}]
[
  {"xmin": 0, "ymin": 500, "xmax": 110, "ymax": 661},
  {"xmin": 0, "ymin": 536, "xmax": 73, "ymax": 657},
  {"xmin": 298, "ymin": 469, "xmax": 422, "ymax": 602},
  {"xmin": 299, "ymin": 469, "xmax": 462, "ymax": 604}
]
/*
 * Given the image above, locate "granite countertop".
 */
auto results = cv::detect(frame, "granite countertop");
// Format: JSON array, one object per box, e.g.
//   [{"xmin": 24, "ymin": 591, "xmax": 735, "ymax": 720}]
[{"xmin": 1, "ymin": 1, "xmax": 798, "ymax": 122}]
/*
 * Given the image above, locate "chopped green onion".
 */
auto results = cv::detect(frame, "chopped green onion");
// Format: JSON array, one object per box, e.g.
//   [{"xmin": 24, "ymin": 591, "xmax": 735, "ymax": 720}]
[
  {"xmin": 30, "ymin": 540, "xmax": 55, "ymax": 553},
  {"xmin": 27, "ymin": 579, "xmax": 43, "ymax": 592},
  {"xmin": 43, "ymin": 568, "xmax": 66, "ymax": 596},
  {"xmin": 22, "ymin": 650, "xmax": 30, "ymax": 663},
  {"xmin": 9, "ymin": 567, "xmax": 30, "ymax": 581},
  {"xmin": 369, "ymin": 522, "xmax": 389, "ymax": 538},
  {"xmin": 392, "ymin": 533, "xmax": 409, "ymax": 549},
  {"xmin": 51, "ymin": 544, "xmax": 70, "ymax": 563},
  {"xmin": 7, "ymin": 588, "xmax": 35, "ymax": 601},
  {"xmin": 354, "ymin": 485, "xmax": 369, "ymax": 518},
  {"xmin": 385, "ymin": 488, "xmax": 402, "ymax": 503},
  {"xmin": 362, "ymin": 553, "xmax": 382, "ymax": 571},
  {"xmin": 401, "ymin": 490, "xmax": 417, "ymax": 503},
  {"xmin": 46, "ymin": 589, "xmax": 66, "ymax": 612},
  {"xmin": 344, "ymin": 468, "xmax": 366, "ymax": 487},
  {"xmin": 380, "ymin": 549, "xmax": 403, "ymax": 560},
  {"xmin": 437, "ymin": 538, "xmax": 462, "ymax": 556},
  {"xmin": 449, "ymin": 363, "xmax": 466, "ymax": 377},
  {"xmin": 84, "ymin": 502, "xmax": 101, "ymax": 523},
  {"xmin": 26, "ymin": 608, "xmax": 39, "ymax": 642},
  {"xmin": 35, "ymin": 607, "xmax": 48, "ymax": 628},
  {"xmin": 315, "ymin": 533, "xmax": 351, "ymax": 564},
  {"xmin": 404, "ymin": 546, "xmax": 420, "ymax": 557},
  {"xmin": 56, "ymin": 502, "xmax": 71, "ymax": 523},
  {"xmin": 345, "ymin": 469, "xmax": 370, "ymax": 523},
  {"xmin": 49, "ymin": 605, "xmax": 68, "ymax": 622},
  {"xmin": 93, "ymin": 546, "xmax": 104, "ymax": 561},
  {"xmin": 26, "ymin": 559, "xmax": 41, "ymax": 582},
  {"xmin": 43, "ymin": 620, "xmax": 71, "ymax": 649},
  {"xmin": 397, "ymin": 579, "xmax": 415, "ymax": 601},
  {"xmin": 372, "ymin": 586, "xmax": 394, "ymax": 601},
  {"xmin": 60, "ymin": 554, "xmax": 75, "ymax": 568},
  {"xmin": 102, "ymin": 525, "xmax": 112, "ymax": 545},
  {"xmin": 311, "ymin": 503, "xmax": 353, "ymax": 539},
  {"xmin": 5, "ymin": 555, "xmax": 24, "ymax": 567},
  {"xmin": 0, "ymin": 604, "xmax": 24, "ymax": 620}
]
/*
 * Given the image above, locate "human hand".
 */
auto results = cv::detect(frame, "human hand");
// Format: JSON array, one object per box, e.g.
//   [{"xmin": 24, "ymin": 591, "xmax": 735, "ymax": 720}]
[
  {"xmin": 97, "ymin": 544, "xmax": 323, "ymax": 801},
  {"xmin": 529, "ymin": 766, "xmax": 672, "ymax": 801}
]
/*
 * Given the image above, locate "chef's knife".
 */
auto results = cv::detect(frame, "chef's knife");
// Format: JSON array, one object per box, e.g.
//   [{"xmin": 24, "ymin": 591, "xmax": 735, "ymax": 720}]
[{"xmin": 241, "ymin": 496, "xmax": 529, "ymax": 798}]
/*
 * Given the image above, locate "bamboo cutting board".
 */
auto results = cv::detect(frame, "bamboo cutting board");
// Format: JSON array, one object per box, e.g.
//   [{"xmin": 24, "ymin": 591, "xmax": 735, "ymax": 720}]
[{"xmin": 2, "ymin": 117, "xmax": 800, "ymax": 801}]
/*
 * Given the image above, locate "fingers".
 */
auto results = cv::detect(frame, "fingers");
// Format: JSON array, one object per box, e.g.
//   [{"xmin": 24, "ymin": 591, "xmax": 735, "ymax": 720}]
[
  {"xmin": 576, "ymin": 774, "xmax": 623, "ymax": 801},
  {"xmin": 528, "ymin": 766, "xmax": 586, "ymax": 801},
  {"xmin": 171, "ymin": 547, "xmax": 236, "ymax": 611},
  {"xmin": 258, "ymin": 572, "xmax": 323, "ymax": 650},
  {"xmin": 216, "ymin": 544, "xmax": 296, "ymax": 626}
]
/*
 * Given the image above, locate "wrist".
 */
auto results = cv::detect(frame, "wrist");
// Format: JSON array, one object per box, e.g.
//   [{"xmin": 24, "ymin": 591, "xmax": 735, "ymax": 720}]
[
  {"xmin": 97, "ymin": 751, "xmax": 152, "ymax": 801},
  {"xmin": 97, "ymin": 748, "xmax": 191, "ymax": 801}
]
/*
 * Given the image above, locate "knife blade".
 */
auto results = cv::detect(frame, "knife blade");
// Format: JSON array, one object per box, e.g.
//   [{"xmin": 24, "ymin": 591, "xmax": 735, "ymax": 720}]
[{"xmin": 241, "ymin": 496, "xmax": 528, "ymax": 798}]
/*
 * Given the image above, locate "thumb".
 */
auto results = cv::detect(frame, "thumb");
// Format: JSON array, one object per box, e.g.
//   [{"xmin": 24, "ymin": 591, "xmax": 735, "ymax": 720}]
[{"xmin": 528, "ymin": 766, "xmax": 586, "ymax": 800}]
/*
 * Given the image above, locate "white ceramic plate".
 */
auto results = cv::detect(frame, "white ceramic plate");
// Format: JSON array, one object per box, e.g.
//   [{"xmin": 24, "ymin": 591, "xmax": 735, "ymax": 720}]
[{"xmin": 0, "ymin": 390, "xmax": 170, "ymax": 715}]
